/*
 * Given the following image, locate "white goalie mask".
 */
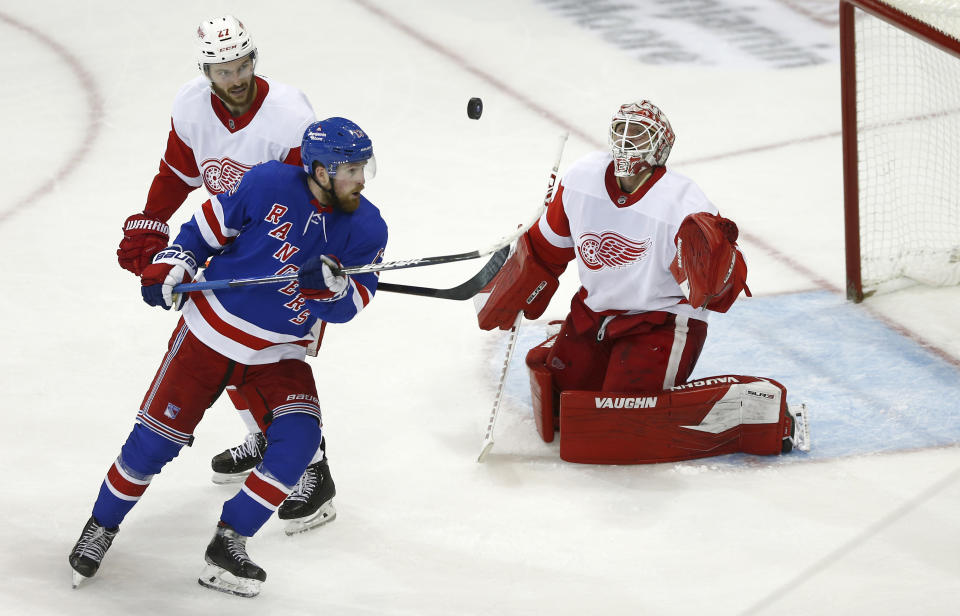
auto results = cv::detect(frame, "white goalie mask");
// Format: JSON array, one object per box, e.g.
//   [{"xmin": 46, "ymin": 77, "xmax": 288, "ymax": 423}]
[
  {"xmin": 197, "ymin": 15, "xmax": 257, "ymax": 71},
  {"xmin": 608, "ymin": 100, "xmax": 675, "ymax": 177}
]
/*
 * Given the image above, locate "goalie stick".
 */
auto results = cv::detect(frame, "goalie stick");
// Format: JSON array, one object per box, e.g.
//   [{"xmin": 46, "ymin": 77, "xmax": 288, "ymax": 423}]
[
  {"xmin": 477, "ymin": 132, "xmax": 568, "ymax": 462},
  {"xmin": 477, "ymin": 313, "xmax": 522, "ymax": 462}
]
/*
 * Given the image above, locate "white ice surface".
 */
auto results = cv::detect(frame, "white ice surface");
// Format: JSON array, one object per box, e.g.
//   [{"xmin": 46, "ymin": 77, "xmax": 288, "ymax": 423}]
[{"xmin": 1, "ymin": 1, "xmax": 959, "ymax": 614}]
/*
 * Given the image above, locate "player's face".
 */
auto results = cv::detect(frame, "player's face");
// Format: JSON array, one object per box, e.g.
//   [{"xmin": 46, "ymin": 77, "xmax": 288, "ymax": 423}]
[
  {"xmin": 207, "ymin": 55, "xmax": 256, "ymax": 110},
  {"xmin": 330, "ymin": 161, "xmax": 371, "ymax": 213}
]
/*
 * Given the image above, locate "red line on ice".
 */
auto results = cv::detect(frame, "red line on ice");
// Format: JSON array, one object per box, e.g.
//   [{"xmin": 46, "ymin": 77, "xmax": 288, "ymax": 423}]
[{"xmin": 0, "ymin": 11, "xmax": 104, "ymax": 224}]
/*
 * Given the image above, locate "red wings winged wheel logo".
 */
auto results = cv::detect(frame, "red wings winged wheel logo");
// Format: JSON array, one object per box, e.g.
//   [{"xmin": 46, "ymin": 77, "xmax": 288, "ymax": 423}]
[
  {"xmin": 202, "ymin": 157, "xmax": 253, "ymax": 195},
  {"xmin": 577, "ymin": 231, "xmax": 652, "ymax": 271}
]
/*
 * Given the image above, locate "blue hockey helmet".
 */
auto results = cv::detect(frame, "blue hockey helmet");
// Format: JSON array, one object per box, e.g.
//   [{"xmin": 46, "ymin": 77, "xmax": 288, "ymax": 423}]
[{"xmin": 301, "ymin": 118, "xmax": 376, "ymax": 179}]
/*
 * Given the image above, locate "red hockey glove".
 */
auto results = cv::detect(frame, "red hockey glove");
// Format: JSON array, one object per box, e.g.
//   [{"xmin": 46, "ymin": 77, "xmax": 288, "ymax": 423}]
[
  {"xmin": 670, "ymin": 212, "xmax": 751, "ymax": 313},
  {"xmin": 118, "ymin": 213, "xmax": 170, "ymax": 276},
  {"xmin": 141, "ymin": 245, "xmax": 198, "ymax": 310},
  {"xmin": 476, "ymin": 234, "xmax": 559, "ymax": 331},
  {"xmin": 299, "ymin": 255, "xmax": 349, "ymax": 301}
]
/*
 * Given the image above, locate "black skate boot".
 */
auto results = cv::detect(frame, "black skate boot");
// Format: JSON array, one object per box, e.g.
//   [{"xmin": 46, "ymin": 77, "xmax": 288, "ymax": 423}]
[
  {"xmin": 210, "ymin": 432, "xmax": 267, "ymax": 484},
  {"xmin": 277, "ymin": 457, "xmax": 337, "ymax": 535},
  {"xmin": 69, "ymin": 516, "xmax": 119, "ymax": 589},
  {"xmin": 198, "ymin": 523, "xmax": 266, "ymax": 598}
]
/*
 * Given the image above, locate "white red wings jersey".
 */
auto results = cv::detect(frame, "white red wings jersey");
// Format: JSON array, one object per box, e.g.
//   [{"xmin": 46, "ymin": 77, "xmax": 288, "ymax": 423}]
[
  {"xmin": 144, "ymin": 75, "xmax": 315, "ymax": 220},
  {"xmin": 529, "ymin": 151, "xmax": 718, "ymax": 321}
]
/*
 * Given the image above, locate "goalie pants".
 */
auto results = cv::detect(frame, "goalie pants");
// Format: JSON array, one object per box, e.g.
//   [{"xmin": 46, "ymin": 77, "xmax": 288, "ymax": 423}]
[
  {"xmin": 536, "ymin": 310, "xmax": 708, "ymax": 394},
  {"xmin": 89, "ymin": 319, "xmax": 322, "ymax": 536}
]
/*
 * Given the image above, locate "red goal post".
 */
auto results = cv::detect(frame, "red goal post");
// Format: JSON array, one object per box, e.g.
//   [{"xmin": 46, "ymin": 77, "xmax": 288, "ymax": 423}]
[{"xmin": 841, "ymin": 0, "xmax": 960, "ymax": 302}]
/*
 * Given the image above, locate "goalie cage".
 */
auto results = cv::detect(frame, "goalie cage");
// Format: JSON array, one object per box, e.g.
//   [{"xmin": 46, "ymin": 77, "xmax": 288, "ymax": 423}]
[{"xmin": 841, "ymin": 0, "xmax": 960, "ymax": 302}]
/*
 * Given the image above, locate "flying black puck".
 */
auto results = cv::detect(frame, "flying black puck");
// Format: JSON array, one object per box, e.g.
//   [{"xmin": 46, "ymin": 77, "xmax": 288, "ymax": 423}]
[{"xmin": 467, "ymin": 97, "xmax": 483, "ymax": 120}]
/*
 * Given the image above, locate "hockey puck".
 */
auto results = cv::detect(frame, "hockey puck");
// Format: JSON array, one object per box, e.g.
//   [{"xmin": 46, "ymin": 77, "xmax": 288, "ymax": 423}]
[{"xmin": 467, "ymin": 97, "xmax": 483, "ymax": 120}]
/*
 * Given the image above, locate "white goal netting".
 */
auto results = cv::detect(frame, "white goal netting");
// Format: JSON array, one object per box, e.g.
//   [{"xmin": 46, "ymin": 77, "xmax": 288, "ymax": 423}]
[{"xmin": 853, "ymin": 0, "xmax": 960, "ymax": 293}]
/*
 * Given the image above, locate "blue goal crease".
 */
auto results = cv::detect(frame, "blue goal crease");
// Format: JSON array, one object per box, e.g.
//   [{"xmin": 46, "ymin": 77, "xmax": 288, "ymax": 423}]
[{"xmin": 496, "ymin": 291, "xmax": 960, "ymax": 464}]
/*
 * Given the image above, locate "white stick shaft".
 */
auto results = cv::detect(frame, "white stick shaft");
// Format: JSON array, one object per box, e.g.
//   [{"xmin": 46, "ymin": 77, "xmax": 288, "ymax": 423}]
[
  {"xmin": 477, "ymin": 313, "xmax": 523, "ymax": 462},
  {"xmin": 476, "ymin": 132, "xmax": 568, "ymax": 462}
]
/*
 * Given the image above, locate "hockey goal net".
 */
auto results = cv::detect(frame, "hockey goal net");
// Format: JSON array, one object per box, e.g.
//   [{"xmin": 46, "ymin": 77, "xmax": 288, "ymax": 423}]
[{"xmin": 841, "ymin": 0, "xmax": 960, "ymax": 302}]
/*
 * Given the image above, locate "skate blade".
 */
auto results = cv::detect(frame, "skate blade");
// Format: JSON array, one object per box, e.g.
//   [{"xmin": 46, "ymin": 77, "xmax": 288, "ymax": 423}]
[
  {"xmin": 197, "ymin": 563, "xmax": 261, "ymax": 598},
  {"xmin": 477, "ymin": 438, "xmax": 494, "ymax": 463},
  {"xmin": 211, "ymin": 471, "xmax": 252, "ymax": 485},
  {"xmin": 283, "ymin": 502, "xmax": 337, "ymax": 536},
  {"xmin": 71, "ymin": 569, "xmax": 91, "ymax": 589},
  {"xmin": 789, "ymin": 404, "xmax": 812, "ymax": 452}
]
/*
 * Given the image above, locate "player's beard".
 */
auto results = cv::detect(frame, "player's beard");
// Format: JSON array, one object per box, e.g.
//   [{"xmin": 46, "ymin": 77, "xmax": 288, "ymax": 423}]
[
  {"xmin": 211, "ymin": 76, "xmax": 257, "ymax": 113},
  {"xmin": 309, "ymin": 175, "xmax": 362, "ymax": 213},
  {"xmin": 332, "ymin": 187, "xmax": 361, "ymax": 213}
]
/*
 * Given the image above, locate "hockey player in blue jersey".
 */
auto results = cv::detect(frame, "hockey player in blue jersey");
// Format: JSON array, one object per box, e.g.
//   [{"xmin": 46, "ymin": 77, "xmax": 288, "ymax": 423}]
[{"xmin": 68, "ymin": 118, "xmax": 387, "ymax": 597}]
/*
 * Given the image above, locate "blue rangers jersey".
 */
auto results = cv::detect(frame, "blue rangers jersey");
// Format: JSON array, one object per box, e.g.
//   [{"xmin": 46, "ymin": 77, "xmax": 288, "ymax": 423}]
[{"xmin": 174, "ymin": 160, "xmax": 388, "ymax": 364}]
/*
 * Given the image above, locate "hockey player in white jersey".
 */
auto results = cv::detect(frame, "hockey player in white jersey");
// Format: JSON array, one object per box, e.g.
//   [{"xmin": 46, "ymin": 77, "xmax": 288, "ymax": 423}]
[
  {"xmin": 114, "ymin": 16, "xmax": 336, "ymax": 529},
  {"xmin": 478, "ymin": 100, "xmax": 807, "ymax": 463},
  {"xmin": 69, "ymin": 118, "xmax": 387, "ymax": 597}
]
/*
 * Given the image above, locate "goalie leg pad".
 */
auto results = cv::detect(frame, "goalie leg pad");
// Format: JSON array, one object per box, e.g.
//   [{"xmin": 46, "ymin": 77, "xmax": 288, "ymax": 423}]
[
  {"xmin": 542, "ymin": 316, "xmax": 608, "ymax": 392},
  {"xmin": 558, "ymin": 376, "xmax": 793, "ymax": 464},
  {"xmin": 526, "ymin": 339, "xmax": 558, "ymax": 443}
]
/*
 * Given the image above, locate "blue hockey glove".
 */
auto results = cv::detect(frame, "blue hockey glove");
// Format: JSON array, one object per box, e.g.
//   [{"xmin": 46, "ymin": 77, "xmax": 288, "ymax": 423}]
[
  {"xmin": 299, "ymin": 255, "xmax": 349, "ymax": 301},
  {"xmin": 141, "ymin": 245, "xmax": 199, "ymax": 310}
]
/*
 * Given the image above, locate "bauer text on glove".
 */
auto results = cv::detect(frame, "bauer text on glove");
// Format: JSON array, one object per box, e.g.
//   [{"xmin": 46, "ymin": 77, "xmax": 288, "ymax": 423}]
[{"xmin": 140, "ymin": 245, "xmax": 198, "ymax": 310}]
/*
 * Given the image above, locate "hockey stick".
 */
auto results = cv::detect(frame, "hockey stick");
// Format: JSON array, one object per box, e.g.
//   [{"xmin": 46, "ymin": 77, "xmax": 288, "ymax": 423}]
[
  {"xmin": 173, "ymin": 245, "xmax": 509, "ymax": 301},
  {"xmin": 477, "ymin": 312, "xmax": 523, "ymax": 463},
  {"xmin": 376, "ymin": 245, "xmax": 509, "ymax": 300},
  {"xmin": 172, "ymin": 208, "xmax": 542, "ymax": 295},
  {"xmin": 476, "ymin": 132, "xmax": 568, "ymax": 462}
]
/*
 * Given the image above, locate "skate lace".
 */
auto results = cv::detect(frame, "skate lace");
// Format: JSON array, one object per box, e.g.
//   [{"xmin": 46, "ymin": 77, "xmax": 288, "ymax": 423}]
[
  {"xmin": 74, "ymin": 524, "xmax": 115, "ymax": 562},
  {"xmin": 287, "ymin": 466, "xmax": 318, "ymax": 503},
  {"xmin": 230, "ymin": 433, "xmax": 263, "ymax": 463},
  {"xmin": 223, "ymin": 531, "xmax": 253, "ymax": 565}
]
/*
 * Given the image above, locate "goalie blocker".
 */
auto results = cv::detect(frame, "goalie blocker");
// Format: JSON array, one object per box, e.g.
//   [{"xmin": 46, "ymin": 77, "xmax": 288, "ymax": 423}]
[{"xmin": 527, "ymin": 346, "xmax": 808, "ymax": 463}]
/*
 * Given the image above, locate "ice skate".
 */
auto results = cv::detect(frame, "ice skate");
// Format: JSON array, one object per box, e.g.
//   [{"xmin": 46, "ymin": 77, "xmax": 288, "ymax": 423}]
[
  {"xmin": 783, "ymin": 404, "xmax": 811, "ymax": 453},
  {"xmin": 210, "ymin": 432, "xmax": 267, "ymax": 484},
  {"xmin": 278, "ymin": 458, "xmax": 337, "ymax": 535},
  {"xmin": 197, "ymin": 523, "xmax": 266, "ymax": 598},
  {"xmin": 69, "ymin": 516, "xmax": 119, "ymax": 589}
]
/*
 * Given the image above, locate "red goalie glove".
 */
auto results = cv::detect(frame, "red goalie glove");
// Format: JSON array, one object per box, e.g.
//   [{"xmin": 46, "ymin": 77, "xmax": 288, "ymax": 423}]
[
  {"xmin": 475, "ymin": 234, "xmax": 560, "ymax": 331},
  {"xmin": 670, "ymin": 212, "xmax": 751, "ymax": 313}
]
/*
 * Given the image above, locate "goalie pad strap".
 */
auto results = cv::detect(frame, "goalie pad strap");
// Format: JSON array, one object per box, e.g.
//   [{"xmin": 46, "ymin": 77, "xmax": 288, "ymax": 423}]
[{"xmin": 558, "ymin": 375, "xmax": 791, "ymax": 464}]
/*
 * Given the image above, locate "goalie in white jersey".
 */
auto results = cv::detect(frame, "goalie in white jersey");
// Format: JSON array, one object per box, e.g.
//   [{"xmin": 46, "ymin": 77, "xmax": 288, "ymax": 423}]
[
  {"xmin": 114, "ymin": 16, "xmax": 335, "ymax": 530},
  {"xmin": 478, "ymin": 100, "xmax": 808, "ymax": 463}
]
